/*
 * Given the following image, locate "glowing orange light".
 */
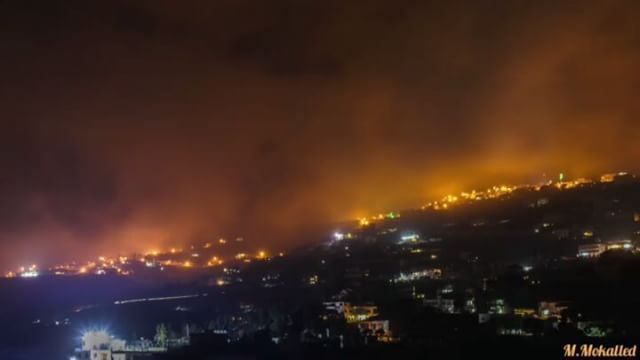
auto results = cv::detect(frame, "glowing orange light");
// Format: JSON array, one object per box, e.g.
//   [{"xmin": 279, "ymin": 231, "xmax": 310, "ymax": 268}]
[{"xmin": 207, "ymin": 256, "xmax": 223, "ymax": 266}]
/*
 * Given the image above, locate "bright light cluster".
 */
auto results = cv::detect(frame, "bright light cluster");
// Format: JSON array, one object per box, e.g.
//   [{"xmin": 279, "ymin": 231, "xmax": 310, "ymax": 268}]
[
  {"xmin": 4, "ymin": 243, "xmax": 278, "ymax": 279},
  {"xmin": 416, "ymin": 172, "xmax": 629, "ymax": 214}
]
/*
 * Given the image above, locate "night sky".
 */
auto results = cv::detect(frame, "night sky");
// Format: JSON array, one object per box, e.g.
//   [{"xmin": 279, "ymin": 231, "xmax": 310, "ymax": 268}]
[{"xmin": 1, "ymin": 0, "xmax": 639, "ymax": 268}]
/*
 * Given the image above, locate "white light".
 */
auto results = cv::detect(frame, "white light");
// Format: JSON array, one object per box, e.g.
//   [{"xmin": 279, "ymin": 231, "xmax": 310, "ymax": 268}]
[
  {"xmin": 20, "ymin": 271, "xmax": 39, "ymax": 278},
  {"xmin": 333, "ymin": 232, "xmax": 345, "ymax": 241}
]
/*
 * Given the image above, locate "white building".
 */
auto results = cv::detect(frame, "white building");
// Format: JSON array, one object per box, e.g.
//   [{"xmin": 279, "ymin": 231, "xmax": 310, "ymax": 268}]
[
  {"xmin": 323, "ymin": 301, "xmax": 350, "ymax": 314},
  {"xmin": 74, "ymin": 330, "xmax": 126, "ymax": 360}
]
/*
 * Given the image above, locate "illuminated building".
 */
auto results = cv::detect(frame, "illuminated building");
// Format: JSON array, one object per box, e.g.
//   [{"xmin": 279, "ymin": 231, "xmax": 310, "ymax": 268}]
[
  {"xmin": 357, "ymin": 319, "xmax": 391, "ymax": 339},
  {"xmin": 308, "ymin": 274, "xmax": 319, "ymax": 285},
  {"xmin": 344, "ymin": 305, "xmax": 379, "ymax": 323},
  {"xmin": 488, "ymin": 299, "xmax": 507, "ymax": 315},
  {"xmin": 600, "ymin": 171, "xmax": 632, "ymax": 183},
  {"xmin": 538, "ymin": 301, "xmax": 569, "ymax": 319},
  {"xmin": 600, "ymin": 173, "xmax": 617, "ymax": 183},
  {"xmin": 397, "ymin": 233, "xmax": 422, "ymax": 245},
  {"xmin": 555, "ymin": 177, "xmax": 592, "ymax": 190},
  {"xmin": 578, "ymin": 243, "xmax": 606, "ymax": 258},
  {"xmin": 74, "ymin": 330, "xmax": 126, "ymax": 360},
  {"xmin": 606, "ymin": 239, "xmax": 633, "ymax": 251},
  {"xmin": 73, "ymin": 330, "xmax": 171, "ymax": 359},
  {"xmin": 577, "ymin": 321, "xmax": 613, "ymax": 338},
  {"xmin": 323, "ymin": 301, "xmax": 349, "ymax": 314},
  {"xmin": 19, "ymin": 264, "xmax": 39, "ymax": 278},
  {"xmin": 513, "ymin": 308, "xmax": 536, "ymax": 317},
  {"xmin": 464, "ymin": 297, "xmax": 476, "ymax": 313},
  {"xmin": 20, "ymin": 270, "xmax": 39, "ymax": 278}
]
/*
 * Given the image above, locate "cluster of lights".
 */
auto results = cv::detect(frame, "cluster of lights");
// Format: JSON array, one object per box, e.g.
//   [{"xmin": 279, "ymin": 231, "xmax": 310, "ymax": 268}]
[
  {"xmin": 3, "ymin": 265, "xmax": 39, "ymax": 278},
  {"xmin": 5, "ymin": 172, "xmax": 633, "ymax": 280},
  {"xmin": 358, "ymin": 212, "xmax": 400, "ymax": 227},
  {"xmin": 206, "ymin": 256, "xmax": 223, "ymax": 267},
  {"xmin": 19, "ymin": 264, "xmax": 39, "ymax": 278},
  {"xmin": 601, "ymin": 172, "xmax": 628, "ymax": 183},
  {"xmin": 553, "ymin": 177, "xmax": 593, "ymax": 189},
  {"xmin": 398, "ymin": 233, "xmax": 421, "ymax": 244},
  {"xmin": 422, "ymin": 184, "xmax": 519, "ymax": 211},
  {"xmin": 392, "ymin": 268, "xmax": 442, "ymax": 283},
  {"xmin": 416, "ymin": 172, "xmax": 632, "ymax": 213},
  {"xmin": 308, "ymin": 274, "xmax": 319, "ymax": 285},
  {"xmin": 4, "ymin": 245, "xmax": 278, "ymax": 279},
  {"xmin": 331, "ymin": 231, "xmax": 354, "ymax": 244}
]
